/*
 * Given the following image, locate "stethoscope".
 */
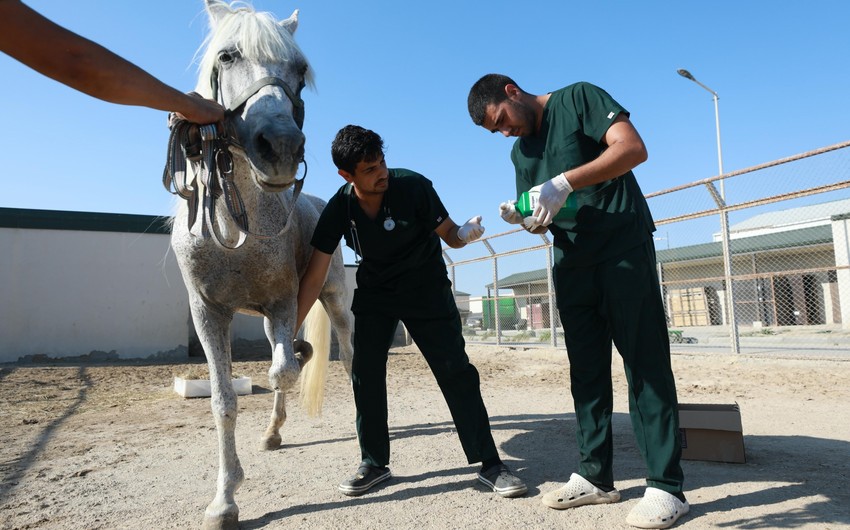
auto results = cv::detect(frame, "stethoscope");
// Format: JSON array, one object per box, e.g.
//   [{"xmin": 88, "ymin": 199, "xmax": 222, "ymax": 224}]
[{"xmin": 346, "ymin": 183, "xmax": 394, "ymax": 264}]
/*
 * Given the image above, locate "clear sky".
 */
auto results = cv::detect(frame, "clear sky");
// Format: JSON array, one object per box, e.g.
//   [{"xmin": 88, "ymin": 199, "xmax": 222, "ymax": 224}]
[{"xmin": 3, "ymin": 1, "xmax": 850, "ymax": 294}]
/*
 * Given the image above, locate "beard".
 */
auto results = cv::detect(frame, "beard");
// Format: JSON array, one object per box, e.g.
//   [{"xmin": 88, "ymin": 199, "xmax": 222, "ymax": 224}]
[{"xmin": 509, "ymin": 99, "xmax": 538, "ymax": 136}]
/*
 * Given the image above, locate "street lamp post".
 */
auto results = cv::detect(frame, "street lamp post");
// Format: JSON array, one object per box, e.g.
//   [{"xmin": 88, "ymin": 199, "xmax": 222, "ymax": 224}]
[
  {"xmin": 677, "ymin": 68, "xmax": 740, "ymax": 353},
  {"xmin": 677, "ymin": 69, "xmax": 725, "ymax": 198}
]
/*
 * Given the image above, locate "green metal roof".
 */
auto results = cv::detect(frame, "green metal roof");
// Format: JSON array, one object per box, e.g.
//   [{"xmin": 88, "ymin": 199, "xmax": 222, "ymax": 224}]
[
  {"xmin": 656, "ymin": 224, "xmax": 833, "ymax": 263},
  {"xmin": 485, "ymin": 269, "xmax": 548, "ymax": 289}
]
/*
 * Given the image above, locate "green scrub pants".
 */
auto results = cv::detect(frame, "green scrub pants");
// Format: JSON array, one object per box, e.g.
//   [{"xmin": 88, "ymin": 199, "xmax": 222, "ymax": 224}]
[
  {"xmin": 350, "ymin": 286, "xmax": 499, "ymax": 468},
  {"xmin": 554, "ymin": 239, "xmax": 684, "ymax": 494}
]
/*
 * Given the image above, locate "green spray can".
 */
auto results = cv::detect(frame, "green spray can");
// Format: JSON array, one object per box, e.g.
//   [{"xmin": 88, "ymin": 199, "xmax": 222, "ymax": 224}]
[{"xmin": 516, "ymin": 189, "xmax": 577, "ymax": 221}]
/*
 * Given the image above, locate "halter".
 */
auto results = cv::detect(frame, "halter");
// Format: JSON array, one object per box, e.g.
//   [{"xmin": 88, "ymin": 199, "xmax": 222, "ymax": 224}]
[{"xmin": 162, "ymin": 53, "xmax": 307, "ymax": 250}]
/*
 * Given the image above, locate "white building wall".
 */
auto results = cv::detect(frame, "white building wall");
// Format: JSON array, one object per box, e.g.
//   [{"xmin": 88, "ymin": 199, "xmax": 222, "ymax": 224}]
[{"xmin": 0, "ymin": 226, "xmax": 188, "ymax": 362}]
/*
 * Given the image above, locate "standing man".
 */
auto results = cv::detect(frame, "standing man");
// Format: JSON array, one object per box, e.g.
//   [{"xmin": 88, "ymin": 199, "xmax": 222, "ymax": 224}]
[
  {"xmin": 295, "ymin": 125, "xmax": 526, "ymax": 499},
  {"xmin": 468, "ymin": 75, "xmax": 687, "ymax": 529}
]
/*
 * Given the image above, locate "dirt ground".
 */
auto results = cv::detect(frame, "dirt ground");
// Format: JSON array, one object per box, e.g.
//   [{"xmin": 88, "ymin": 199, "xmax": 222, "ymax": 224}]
[{"xmin": 1, "ymin": 344, "xmax": 849, "ymax": 530}]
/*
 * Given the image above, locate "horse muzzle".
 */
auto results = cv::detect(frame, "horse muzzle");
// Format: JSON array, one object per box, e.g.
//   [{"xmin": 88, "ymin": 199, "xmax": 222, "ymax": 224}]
[{"xmin": 230, "ymin": 114, "xmax": 305, "ymax": 190}]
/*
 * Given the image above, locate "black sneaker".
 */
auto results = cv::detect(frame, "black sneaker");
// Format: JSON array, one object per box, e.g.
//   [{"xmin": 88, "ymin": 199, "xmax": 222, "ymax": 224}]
[
  {"xmin": 477, "ymin": 464, "xmax": 528, "ymax": 498},
  {"xmin": 338, "ymin": 463, "xmax": 392, "ymax": 496}
]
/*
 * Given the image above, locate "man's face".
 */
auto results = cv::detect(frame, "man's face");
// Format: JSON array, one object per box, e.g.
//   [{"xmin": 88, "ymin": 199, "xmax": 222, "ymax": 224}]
[
  {"xmin": 482, "ymin": 98, "xmax": 537, "ymax": 137},
  {"xmin": 340, "ymin": 154, "xmax": 389, "ymax": 196}
]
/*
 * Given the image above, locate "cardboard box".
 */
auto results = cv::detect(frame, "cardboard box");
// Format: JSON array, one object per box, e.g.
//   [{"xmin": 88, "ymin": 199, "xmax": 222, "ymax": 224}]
[{"xmin": 678, "ymin": 403, "xmax": 746, "ymax": 463}]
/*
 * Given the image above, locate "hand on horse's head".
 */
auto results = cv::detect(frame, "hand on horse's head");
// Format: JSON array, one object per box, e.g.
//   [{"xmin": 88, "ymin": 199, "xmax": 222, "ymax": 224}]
[{"xmin": 172, "ymin": 93, "xmax": 225, "ymax": 126}]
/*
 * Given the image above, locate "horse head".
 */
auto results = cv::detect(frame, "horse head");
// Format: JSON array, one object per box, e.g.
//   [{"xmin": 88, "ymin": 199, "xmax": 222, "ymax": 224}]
[{"xmin": 198, "ymin": 0, "xmax": 314, "ymax": 191}]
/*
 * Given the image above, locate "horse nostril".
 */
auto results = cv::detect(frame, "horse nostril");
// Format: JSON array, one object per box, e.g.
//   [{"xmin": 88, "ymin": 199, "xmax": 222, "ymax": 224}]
[
  {"xmin": 254, "ymin": 132, "xmax": 277, "ymax": 163},
  {"xmin": 251, "ymin": 126, "xmax": 306, "ymax": 166}
]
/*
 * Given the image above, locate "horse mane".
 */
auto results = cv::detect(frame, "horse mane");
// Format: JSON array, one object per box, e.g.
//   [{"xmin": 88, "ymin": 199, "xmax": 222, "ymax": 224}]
[{"xmin": 194, "ymin": 2, "xmax": 315, "ymax": 97}]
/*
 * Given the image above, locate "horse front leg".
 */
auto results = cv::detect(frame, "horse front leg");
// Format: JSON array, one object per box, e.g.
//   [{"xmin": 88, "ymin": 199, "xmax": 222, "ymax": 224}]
[
  {"xmin": 190, "ymin": 297, "xmax": 244, "ymax": 530},
  {"xmin": 259, "ymin": 313, "xmax": 301, "ymax": 450},
  {"xmin": 260, "ymin": 390, "xmax": 286, "ymax": 450}
]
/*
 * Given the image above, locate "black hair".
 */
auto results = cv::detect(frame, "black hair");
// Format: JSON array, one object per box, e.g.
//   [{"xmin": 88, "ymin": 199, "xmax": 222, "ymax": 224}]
[
  {"xmin": 331, "ymin": 125, "xmax": 384, "ymax": 174},
  {"xmin": 467, "ymin": 73, "xmax": 522, "ymax": 126}
]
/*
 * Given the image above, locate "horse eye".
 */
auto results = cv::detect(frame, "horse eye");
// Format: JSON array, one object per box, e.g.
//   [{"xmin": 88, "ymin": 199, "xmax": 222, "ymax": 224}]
[{"xmin": 218, "ymin": 50, "xmax": 235, "ymax": 64}]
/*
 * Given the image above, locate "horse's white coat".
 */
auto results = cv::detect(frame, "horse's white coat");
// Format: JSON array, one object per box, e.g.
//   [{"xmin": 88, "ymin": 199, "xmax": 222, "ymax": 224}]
[{"xmin": 170, "ymin": 3, "xmax": 353, "ymax": 529}]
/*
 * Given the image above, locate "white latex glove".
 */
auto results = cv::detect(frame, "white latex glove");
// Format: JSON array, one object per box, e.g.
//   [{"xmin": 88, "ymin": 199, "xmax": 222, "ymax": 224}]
[
  {"xmin": 457, "ymin": 215, "xmax": 485, "ymax": 243},
  {"xmin": 531, "ymin": 173, "xmax": 573, "ymax": 227},
  {"xmin": 499, "ymin": 200, "xmax": 524, "ymax": 225},
  {"xmin": 522, "ymin": 216, "xmax": 542, "ymax": 231}
]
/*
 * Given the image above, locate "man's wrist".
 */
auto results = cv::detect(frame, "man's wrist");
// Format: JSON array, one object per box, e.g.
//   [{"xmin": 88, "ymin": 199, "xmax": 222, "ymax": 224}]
[{"xmin": 557, "ymin": 172, "xmax": 574, "ymax": 193}]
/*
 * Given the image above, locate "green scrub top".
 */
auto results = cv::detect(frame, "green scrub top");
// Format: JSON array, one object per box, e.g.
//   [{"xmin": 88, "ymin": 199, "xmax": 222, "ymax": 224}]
[
  {"xmin": 511, "ymin": 82, "xmax": 656, "ymax": 268},
  {"xmin": 311, "ymin": 169, "xmax": 452, "ymax": 315}
]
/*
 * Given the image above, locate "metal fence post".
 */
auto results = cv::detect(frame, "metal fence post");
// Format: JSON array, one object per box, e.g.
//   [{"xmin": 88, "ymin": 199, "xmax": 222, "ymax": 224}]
[
  {"xmin": 480, "ymin": 239, "xmax": 501, "ymax": 346},
  {"xmin": 706, "ymin": 182, "xmax": 741, "ymax": 353},
  {"xmin": 493, "ymin": 255, "xmax": 501, "ymax": 345},
  {"xmin": 719, "ymin": 210, "xmax": 741, "ymax": 353},
  {"xmin": 443, "ymin": 250, "xmax": 455, "ymax": 296},
  {"xmin": 543, "ymin": 235, "xmax": 557, "ymax": 348}
]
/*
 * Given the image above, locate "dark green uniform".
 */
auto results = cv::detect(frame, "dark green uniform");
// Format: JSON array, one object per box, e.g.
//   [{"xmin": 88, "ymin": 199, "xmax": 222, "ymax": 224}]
[
  {"xmin": 311, "ymin": 169, "xmax": 499, "ymax": 468},
  {"xmin": 512, "ymin": 82, "xmax": 684, "ymax": 494}
]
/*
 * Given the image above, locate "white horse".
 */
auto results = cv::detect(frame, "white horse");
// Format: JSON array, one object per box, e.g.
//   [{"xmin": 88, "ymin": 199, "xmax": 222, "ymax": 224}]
[{"xmin": 166, "ymin": 2, "xmax": 353, "ymax": 528}]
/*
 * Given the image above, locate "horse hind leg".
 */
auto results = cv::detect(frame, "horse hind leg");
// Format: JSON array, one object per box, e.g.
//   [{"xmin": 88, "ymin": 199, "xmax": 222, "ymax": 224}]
[{"xmin": 320, "ymin": 262, "xmax": 354, "ymax": 377}]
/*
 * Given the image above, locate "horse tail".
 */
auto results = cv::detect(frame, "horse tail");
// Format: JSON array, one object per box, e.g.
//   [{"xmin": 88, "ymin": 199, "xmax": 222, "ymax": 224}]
[{"xmin": 299, "ymin": 301, "xmax": 331, "ymax": 417}]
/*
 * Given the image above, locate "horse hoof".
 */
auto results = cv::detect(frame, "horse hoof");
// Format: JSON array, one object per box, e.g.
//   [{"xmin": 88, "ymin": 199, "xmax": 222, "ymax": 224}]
[
  {"xmin": 202, "ymin": 512, "xmax": 239, "ymax": 530},
  {"xmin": 293, "ymin": 339, "xmax": 313, "ymax": 368},
  {"xmin": 260, "ymin": 433, "xmax": 282, "ymax": 450}
]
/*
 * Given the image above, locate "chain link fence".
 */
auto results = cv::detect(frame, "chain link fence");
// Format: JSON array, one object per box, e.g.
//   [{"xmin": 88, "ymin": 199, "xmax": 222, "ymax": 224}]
[{"xmin": 446, "ymin": 140, "xmax": 850, "ymax": 356}]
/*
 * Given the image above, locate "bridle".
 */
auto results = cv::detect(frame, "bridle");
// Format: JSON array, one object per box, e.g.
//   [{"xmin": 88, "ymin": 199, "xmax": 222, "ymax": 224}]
[{"xmin": 163, "ymin": 51, "xmax": 307, "ymax": 250}]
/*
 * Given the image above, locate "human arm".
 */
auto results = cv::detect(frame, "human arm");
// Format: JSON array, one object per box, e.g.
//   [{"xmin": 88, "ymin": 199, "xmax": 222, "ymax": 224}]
[
  {"xmin": 435, "ymin": 216, "xmax": 484, "ymax": 249},
  {"xmin": 532, "ymin": 114, "xmax": 647, "ymax": 226},
  {"xmin": 558, "ymin": 114, "xmax": 647, "ymax": 191},
  {"xmin": 0, "ymin": 0, "xmax": 224, "ymax": 124},
  {"xmin": 295, "ymin": 249, "xmax": 333, "ymax": 333}
]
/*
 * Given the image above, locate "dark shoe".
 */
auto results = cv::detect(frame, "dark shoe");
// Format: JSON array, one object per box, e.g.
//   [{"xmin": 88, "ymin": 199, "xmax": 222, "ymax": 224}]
[
  {"xmin": 338, "ymin": 463, "xmax": 392, "ymax": 496},
  {"xmin": 477, "ymin": 464, "xmax": 527, "ymax": 498}
]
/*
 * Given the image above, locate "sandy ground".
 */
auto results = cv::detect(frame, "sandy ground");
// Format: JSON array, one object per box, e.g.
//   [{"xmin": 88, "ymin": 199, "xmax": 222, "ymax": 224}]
[{"xmin": 1, "ymin": 344, "xmax": 849, "ymax": 530}]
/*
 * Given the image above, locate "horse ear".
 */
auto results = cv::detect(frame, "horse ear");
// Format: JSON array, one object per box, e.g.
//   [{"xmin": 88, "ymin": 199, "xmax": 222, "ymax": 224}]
[
  {"xmin": 279, "ymin": 9, "xmax": 299, "ymax": 34},
  {"xmin": 205, "ymin": 0, "xmax": 231, "ymax": 27}
]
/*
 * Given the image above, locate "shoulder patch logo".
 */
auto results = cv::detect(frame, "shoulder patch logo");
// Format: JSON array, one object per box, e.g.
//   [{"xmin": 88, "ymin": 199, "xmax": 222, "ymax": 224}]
[
  {"xmin": 437, "ymin": 215, "xmax": 444, "ymax": 223},
  {"xmin": 607, "ymin": 111, "xmax": 615, "ymax": 119}
]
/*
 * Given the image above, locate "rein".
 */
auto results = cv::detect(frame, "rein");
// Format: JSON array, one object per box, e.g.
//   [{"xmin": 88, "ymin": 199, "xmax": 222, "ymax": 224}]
[{"xmin": 162, "ymin": 66, "xmax": 307, "ymax": 250}]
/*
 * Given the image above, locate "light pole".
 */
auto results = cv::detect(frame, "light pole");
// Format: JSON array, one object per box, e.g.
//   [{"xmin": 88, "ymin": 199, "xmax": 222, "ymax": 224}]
[
  {"xmin": 677, "ymin": 68, "xmax": 740, "ymax": 353},
  {"xmin": 677, "ymin": 68, "xmax": 725, "ymax": 199}
]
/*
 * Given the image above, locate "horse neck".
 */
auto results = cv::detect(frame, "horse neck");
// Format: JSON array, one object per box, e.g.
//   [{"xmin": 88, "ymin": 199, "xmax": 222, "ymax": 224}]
[{"xmin": 223, "ymin": 156, "xmax": 292, "ymax": 229}]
